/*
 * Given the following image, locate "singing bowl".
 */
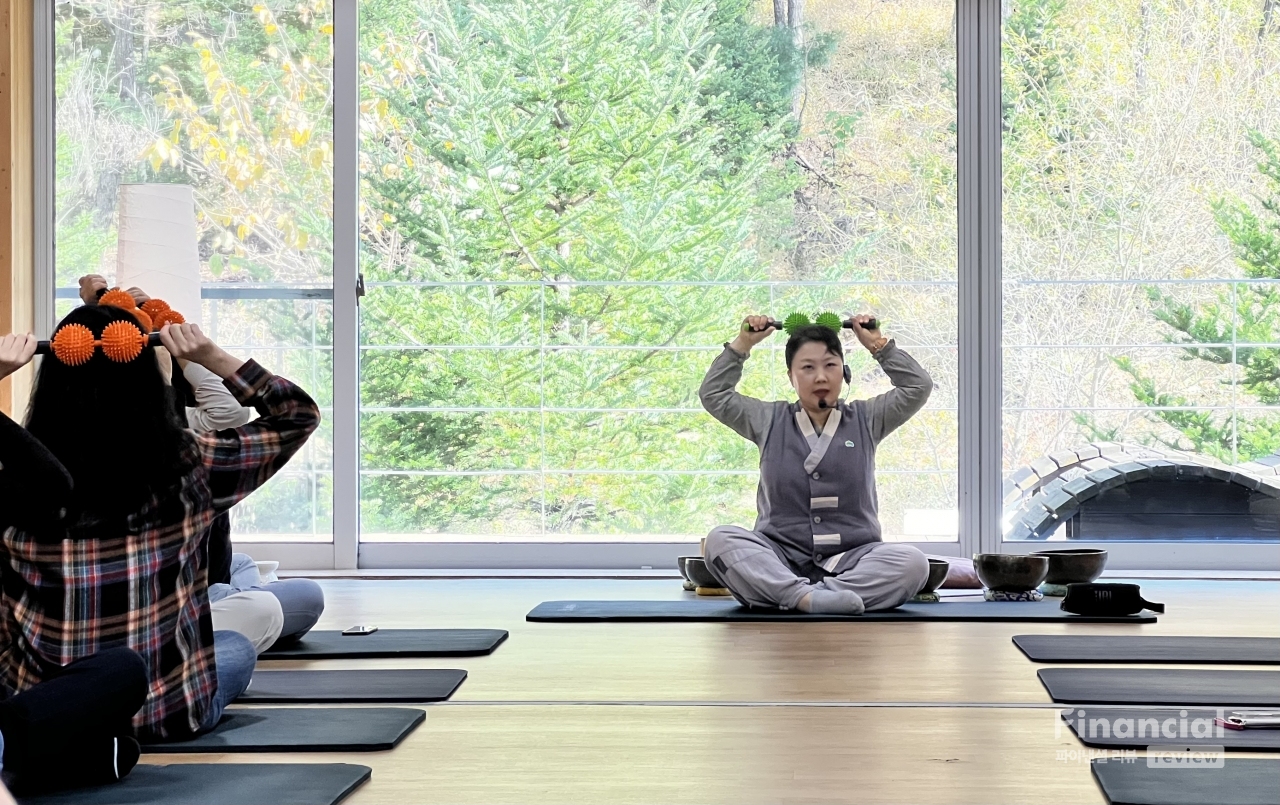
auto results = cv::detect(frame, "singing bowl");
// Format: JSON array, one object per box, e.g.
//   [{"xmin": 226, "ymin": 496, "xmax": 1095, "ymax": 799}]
[
  {"xmin": 677, "ymin": 556, "xmax": 693, "ymax": 581},
  {"xmin": 682, "ymin": 557, "xmax": 721, "ymax": 588},
  {"xmin": 972, "ymin": 553, "xmax": 1050, "ymax": 592},
  {"xmin": 1032, "ymin": 548, "xmax": 1108, "ymax": 585},
  {"xmin": 920, "ymin": 558, "xmax": 951, "ymax": 593}
]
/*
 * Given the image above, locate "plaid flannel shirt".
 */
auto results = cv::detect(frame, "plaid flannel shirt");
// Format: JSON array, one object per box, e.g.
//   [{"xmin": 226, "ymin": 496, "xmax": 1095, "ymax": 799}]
[{"xmin": 0, "ymin": 360, "xmax": 319, "ymax": 740}]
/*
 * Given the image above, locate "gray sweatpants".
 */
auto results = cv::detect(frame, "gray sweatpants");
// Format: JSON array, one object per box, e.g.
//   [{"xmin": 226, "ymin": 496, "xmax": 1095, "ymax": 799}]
[{"xmin": 704, "ymin": 525, "xmax": 929, "ymax": 611}]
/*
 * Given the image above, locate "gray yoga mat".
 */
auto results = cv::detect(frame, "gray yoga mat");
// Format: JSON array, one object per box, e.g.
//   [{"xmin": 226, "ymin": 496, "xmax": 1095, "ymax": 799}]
[
  {"xmin": 1063, "ymin": 708, "xmax": 1280, "ymax": 752},
  {"xmin": 238, "ymin": 668, "xmax": 467, "ymax": 703},
  {"xmin": 142, "ymin": 707, "xmax": 424, "ymax": 753},
  {"xmin": 1015, "ymin": 635, "xmax": 1280, "ymax": 665},
  {"xmin": 17, "ymin": 763, "xmax": 371, "ymax": 805},
  {"xmin": 526, "ymin": 598, "xmax": 1158, "ymax": 623},
  {"xmin": 1091, "ymin": 758, "xmax": 1280, "ymax": 805},
  {"xmin": 263, "ymin": 628, "xmax": 508, "ymax": 660},
  {"xmin": 1039, "ymin": 668, "xmax": 1280, "ymax": 707}
]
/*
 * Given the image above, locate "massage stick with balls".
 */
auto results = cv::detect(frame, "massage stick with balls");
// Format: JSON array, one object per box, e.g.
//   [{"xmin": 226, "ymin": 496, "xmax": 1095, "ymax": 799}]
[
  {"xmin": 35, "ymin": 289, "xmax": 182, "ymax": 365},
  {"xmin": 745, "ymin": 313, "xmax": 879, "ymax": 335},
  {"xmin": 35, "ymin": 323, "xmax": 163, "ymax": 366}
]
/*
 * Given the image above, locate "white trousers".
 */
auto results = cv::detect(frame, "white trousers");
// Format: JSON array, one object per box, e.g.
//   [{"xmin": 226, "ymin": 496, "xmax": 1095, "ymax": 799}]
[
  {"xmin": 210, "ymin": 590, "xmax": 284, "ymax": 654},
  {"xmin": 705, "ymin": 525, "xmax": 929, "ymax": 611}
]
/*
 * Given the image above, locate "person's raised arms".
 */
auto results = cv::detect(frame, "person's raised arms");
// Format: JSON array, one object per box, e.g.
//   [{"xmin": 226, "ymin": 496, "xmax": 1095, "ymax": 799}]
[
  {"xmin": 728, "ymin": 314, "xmax": 778, "ymax": 357},
  {"xmin": 700, "ymin": 315, "xmax": 779, "ymax": 446},
  {"xmin": 0, "ymin": 333, "xmax": 72, "ymax": 525},
  {"xmin": 854, "ymin": 315, "xmax": 934, "ymax": 444},
  {"xmin": 77, "ymin": 274, "xmax": 108, "ymax": 306},
  {"xmin": 159, "ymin": 322, "xmax": 246, "ymax": 380},
  {"xmin": 0, "ymin": 333, "xmax": 37, "ymax": 381}
]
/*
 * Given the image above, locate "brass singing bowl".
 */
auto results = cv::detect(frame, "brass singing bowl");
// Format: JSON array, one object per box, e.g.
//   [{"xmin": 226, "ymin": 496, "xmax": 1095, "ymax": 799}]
[
  {"xmin": 920, "ymin": 558, "xmax": 952, "ymax": 593},
  {"xmin": 972, "ymin": 553, "xmax": 1050, "ymax": 592},
  {"xmin": 1031, "ymin": 548, "xmax": 1109, "ymax": 585}
]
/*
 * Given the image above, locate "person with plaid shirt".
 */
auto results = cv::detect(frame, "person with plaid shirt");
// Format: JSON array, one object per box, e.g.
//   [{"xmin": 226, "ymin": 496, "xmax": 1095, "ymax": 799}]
[{"xmin": 0, "ymin": 307, "xmax": 319, "ymax": 742}]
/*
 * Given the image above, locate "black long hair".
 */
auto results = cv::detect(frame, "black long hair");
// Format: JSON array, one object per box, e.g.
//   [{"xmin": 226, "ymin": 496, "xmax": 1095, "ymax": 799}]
[
  {"xmin": 25, "ymin": 305, "xmax": 196, "ymax": 519},
  {"xmin": 785, "ymin": 324, "xmax": 844, "ymax": 368}
]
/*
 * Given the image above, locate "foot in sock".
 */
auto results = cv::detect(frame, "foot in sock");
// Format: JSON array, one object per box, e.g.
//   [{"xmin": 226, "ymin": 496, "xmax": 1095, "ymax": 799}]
[
  {"xmin": 9, "ymin": 735, "xmax": 140, "ymax": 794},
  {"xmin": 797, "ymin": 589, "xmax": 865, "ymax": 615},
  {"xmin": 114, "ymin": 736, "xmax": 141, "ymax": 781}
]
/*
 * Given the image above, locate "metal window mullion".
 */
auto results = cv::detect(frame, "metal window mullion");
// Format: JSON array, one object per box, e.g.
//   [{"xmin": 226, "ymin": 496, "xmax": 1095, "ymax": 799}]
[
  {"xmin": 957, "ymin": 0, "xmax": 981, "ymax": 558},
  {"xmin": 957, "ymin": 0, "xmax": 1003, "ymax": 556},
  {"xmin": 331, "ymin": 0, "xmax": 359, "ymax": 569},
  {"xmin": 34, "ymin": 0, "xmax": 55, "ymax": 338},
  {"xmin": 977, "ymin": 0, "xmax": 1003, "ymax": 555}
]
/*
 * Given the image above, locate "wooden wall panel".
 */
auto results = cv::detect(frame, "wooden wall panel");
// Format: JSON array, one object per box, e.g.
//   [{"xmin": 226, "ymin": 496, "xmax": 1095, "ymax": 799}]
[{"xmin": 0, "ymin": 0, "xmax": 34, "ymax": 420}]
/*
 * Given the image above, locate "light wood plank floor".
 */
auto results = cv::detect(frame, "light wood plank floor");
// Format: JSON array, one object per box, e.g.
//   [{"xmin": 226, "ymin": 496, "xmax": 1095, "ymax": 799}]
[{"xmin": 140, "ymin": 577, "xmax": 1279, "ymax": 803}]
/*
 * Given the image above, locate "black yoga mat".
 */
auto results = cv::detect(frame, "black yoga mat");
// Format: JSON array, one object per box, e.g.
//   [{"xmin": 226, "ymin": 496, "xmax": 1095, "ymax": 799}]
[
  {"xmin": 526, "ymin": 598, "xmax": 1158, "ymax": 623},
  {"xmin": 1063, "ymin": 708, "xmax": 1280, "ymax": 752},
  {"xmin": 238, "ymin": 668, "xmax": 467, "ymax": 703},
  {"xmin": 18, "ymin": 763, "xmax": 371, "ymax": 805},
  {"xmin": 263, "ymin": 628, "xmax": 509, "ymax": 660},
  {"xmin": 143, "ymin": 707, "xmax": 424, "ymax": 753},
  {"xmin": 1015, "ymin": 635, "xmax": 1280, "ymax": 665},
  {"xmin": 1091, "ymin": 758, "xmax": 1280, "ymax": 805},
  {"xmin": 1039, "ymin": 668, "xmax": 1280, "ymax": 707}
]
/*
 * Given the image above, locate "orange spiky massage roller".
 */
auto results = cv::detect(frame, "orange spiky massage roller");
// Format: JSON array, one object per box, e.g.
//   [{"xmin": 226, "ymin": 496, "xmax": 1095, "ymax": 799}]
[
  {"xmin": 98, "ymin": 289, "xmax": 139, "ymax": 310},
  {"xmin": 140, "ymin": 299, "xmax": 170, "ymax": 320},
  {"xmin": 33, "ymin": 291, "xmax": 184, "ymax": 364},
  {"xmin": 44, "ymin": 323, "xmax": 96, "ymax": 366},
  {"xmin": 100, "ymin": 320, "xmax": 148, "ymax": 362},
  {"xmin": 152, "ymin": 309, "xmax": 186, "ymax": 329},
  {"xmin": 35, "ymin": 322, "xmax": 162, "ymax": 365},
  {"xmin": 99, "ymin": 287, "xmax": 154, "ymax": 332}
]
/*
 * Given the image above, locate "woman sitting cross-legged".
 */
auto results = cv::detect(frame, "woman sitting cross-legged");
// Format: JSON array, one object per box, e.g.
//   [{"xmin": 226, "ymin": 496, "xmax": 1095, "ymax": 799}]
[
  {"xmin": 77, "ymin": 274, "xmax": 327, "ymax": 651},
  {"xmin": 699, "ymin": 314, "xmax": 934, "ymax": 614},
  {"xmin": 0, "ymin": 370, "xmax": 151, "ymax": 794},
  {"xmin": 0, "ymin": 304, "xmax": 320, "ymax": 743}
]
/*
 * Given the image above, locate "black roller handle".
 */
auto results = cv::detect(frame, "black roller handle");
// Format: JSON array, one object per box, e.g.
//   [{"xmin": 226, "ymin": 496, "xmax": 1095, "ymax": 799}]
[
  {"xmin": 36, "ymin": 331, "xmax": 164, "ymax": 356},
  {"xmin": 748, "ymin": 317, "xmax": 879, "ymax": 334}
]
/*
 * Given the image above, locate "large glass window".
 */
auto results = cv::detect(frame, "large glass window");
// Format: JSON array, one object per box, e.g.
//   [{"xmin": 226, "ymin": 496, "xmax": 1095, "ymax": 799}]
[
  {"xmin": 53, "ymin": 0, "xmax": 334, "ymax": 542},
  {"xmin": 1001, "ymin": 0, "xmax": 1280, "ymax": 541},
  {"xmin": 357, "ymin": 0, "xmax": 958, "ymax": 544}
]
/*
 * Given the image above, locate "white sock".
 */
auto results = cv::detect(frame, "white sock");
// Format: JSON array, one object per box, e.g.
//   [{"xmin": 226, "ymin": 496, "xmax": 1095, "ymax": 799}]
[{"xmin": 800, "ymin": 589, "xmax": 865, "ymax": 615}]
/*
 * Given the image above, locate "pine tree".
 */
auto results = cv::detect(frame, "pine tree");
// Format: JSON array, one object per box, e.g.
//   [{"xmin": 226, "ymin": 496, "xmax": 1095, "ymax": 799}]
[
  {"xmin": 1120, "ymin": 130, "xmax": 1280, "ymax": 462},
  {"xmin": 358, "ymin": 0, "xmax": 798, "ymax": 532}
]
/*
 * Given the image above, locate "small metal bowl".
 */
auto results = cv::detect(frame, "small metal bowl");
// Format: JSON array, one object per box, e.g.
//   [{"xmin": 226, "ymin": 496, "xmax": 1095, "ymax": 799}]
[
  {"xmin": 1032, "ymin": 549, "xmax": 1108, "ymax": 585},
  {"xmin": 972, "ymin": 553, "xmax": 1050, "ymax": 592},
  {"xmin": 677, "ymin": 556, "xmax": 695, "ymax": 581},
  {"xmin": 683, "ymin": 557, "xmax": 720, "ymax": 588},
  {"xmin": 920, "ymin": 558, "xmax": 951, "ymax": 593}
]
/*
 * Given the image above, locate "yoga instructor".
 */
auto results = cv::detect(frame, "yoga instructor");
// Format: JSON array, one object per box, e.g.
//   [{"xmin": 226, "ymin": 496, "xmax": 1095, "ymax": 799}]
[{"xmin": 699, "ymin": 313, "xmax": 934, "ymax": 615}]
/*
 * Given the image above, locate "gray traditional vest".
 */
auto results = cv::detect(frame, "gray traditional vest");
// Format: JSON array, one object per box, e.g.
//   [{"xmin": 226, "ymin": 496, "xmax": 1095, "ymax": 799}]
[{"xmin": 754, "ymin": 399, "xmax": 881, "ymax": 581}]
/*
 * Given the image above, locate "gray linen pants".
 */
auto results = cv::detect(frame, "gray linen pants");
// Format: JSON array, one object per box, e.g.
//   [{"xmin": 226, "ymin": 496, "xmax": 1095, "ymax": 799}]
[{"xmin": 704, "ymin": 525, "xmax": 930, "ymax": 611}]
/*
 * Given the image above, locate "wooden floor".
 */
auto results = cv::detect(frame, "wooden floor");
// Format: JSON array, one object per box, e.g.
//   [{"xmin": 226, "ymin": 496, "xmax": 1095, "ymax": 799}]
[{"xmin": 146, "ymin": 578, "xmax": 1280, "ymax": 804}]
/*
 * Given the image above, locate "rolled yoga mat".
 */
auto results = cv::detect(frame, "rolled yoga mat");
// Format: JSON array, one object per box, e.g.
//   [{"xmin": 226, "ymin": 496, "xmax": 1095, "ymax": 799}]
[
  {"xmin": 142, "ymin": 707, "xmax": 425, "ymax": 753},
  {"xmin": 1014, "ymin": 635, "xmax": 1280, "ymax": 665},
  {"xmin": 1091, "ymin": 757, "xmax": 1280, "ymax": 805},
  {"xmin": 526, "ymin": 598, "xmax": 1158, "ymax": 623},
  {"xmin": 1063, "ymin": 708, "xmax": 1280, "ymax": 752},
  {"xmin": 1039, "ymin": 668, "xmax": 1280, "ymax": 707},
  {"xmin": 17, "ymin": 763, "xmax": 371, "ymax": 805},
  {"xmin": 262, "ymin": 628, "xmax": 509, "ymax": 660},
  {"xmin": 238, "ymin": 668, "xmax": 467, "ymax": 703}
]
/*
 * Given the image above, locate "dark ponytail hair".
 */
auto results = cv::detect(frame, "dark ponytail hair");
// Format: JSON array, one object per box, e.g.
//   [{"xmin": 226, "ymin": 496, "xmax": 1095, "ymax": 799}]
[{"xmin": 25, "ymin": 305, "xmax": 196, "ymax": 519}]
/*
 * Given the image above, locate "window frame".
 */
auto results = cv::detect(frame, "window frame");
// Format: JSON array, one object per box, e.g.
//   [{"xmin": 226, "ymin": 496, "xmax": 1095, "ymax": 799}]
[{"xmin": 31, "ymin": 0, "xmax": 1277, "ymax": 570}]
